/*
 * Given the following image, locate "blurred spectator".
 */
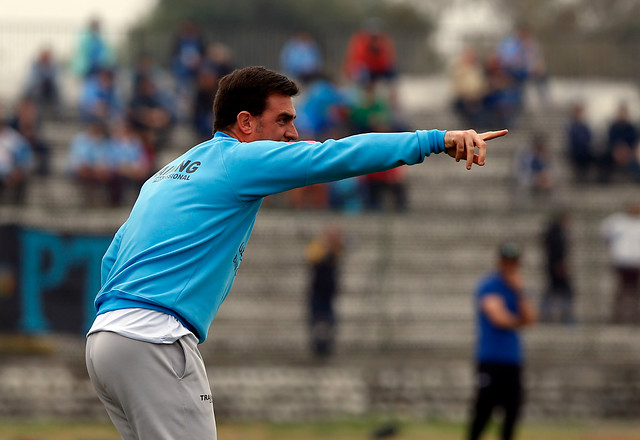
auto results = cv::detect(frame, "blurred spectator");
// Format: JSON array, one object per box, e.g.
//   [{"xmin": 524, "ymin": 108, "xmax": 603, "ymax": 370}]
[
  {"xmin": 305, "ymin": 226, "xmax": 344, "ymax": 360},
  {"xmin": 467, "ymin": 241, "xmax": 537, "ymax": 440},
  {"xmin": 78, "ymin": 68, "xmax": 123, "ymax": 123},
  {"xmin": 497, "ymin": 24, "xmax": 549, "ymax": 112},
  {"xmin": 540, "ymin": 210, "xmax": 576, "ymax": 324},
  {"xmin": 171, "ymin": 20, "xmax": 206, "ymax": 120},
  {"xmin": 131, "ymin": 52, "xmax": 170, "ymax": 96},
  {"xmin": 600, "ymin": 202, "xmax": 640, "ymax": 324},
  {"xmin": 67, "ymin": 119, "xmax": 118, "ymax": 206},
  {"xmin": 349, "ymin": 81, "xmax": 407, "ymax": 212},
  {"xmin": 0, "ymin": 105, "xmax": 33, "ymax": 204},
  {"xmin": 71, "ymin": 17, "xmax": 115, "ymax": 79},
  {"xmin": 110, "ymin": 120, "xmax": 153, "ymax": 204},
  {"xmin": 599, "ymin": 102, "xmax": 640, "ymax": 184},
  {"xmin": 483, "ymin": 50, "xmax": 517, "ymax": 128},
  {"xmin": 450, "ymin": 47, "xmax": 490, "ymax": 128},
  {"xmin": 348, "ymin": 80, "xmax": 395, "ymax": 134},
  {"xmin": 343, "ymin": 17, "xmax": 396, "ymax": 86},
  {"xmin": 566, "ymin": 101, "xmax": 596, "ymax": 183},
  {"xmin": 23, "ymin": 47, "xmax": 62, "ymax": 111},
  {"xmin": 192, "ymin": 67, "xmax": 218, "ymax": 141},
  {"xmin": 201, "ymin": 42, "xmax": 235, "ymax": 78},
  {"xmin": 295, "ymin": 73, "xmax": 349, "ymax": 140},
  {"xmin": 280, "ymin": 32, "xmax": 324, "ymax": 85},
  {"xmin": 289, "ymin": 74, "xmax": 349, "ymax": 210},
  {"xmin": 9, "ymin": 96, "xmax": 51, "ymax": 175},
  {"xmin": 512, "ymin": 133, "xmax": 555, "ymax": 207},
  {"xmin": 128, "ymin": 75, "xmax": 175, "ymax": 149}
]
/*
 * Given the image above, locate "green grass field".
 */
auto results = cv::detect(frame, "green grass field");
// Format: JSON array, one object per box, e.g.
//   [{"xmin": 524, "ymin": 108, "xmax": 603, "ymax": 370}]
[{"xmin": 1, "ymin": 419, "xmax": 639, "ymax": 440}]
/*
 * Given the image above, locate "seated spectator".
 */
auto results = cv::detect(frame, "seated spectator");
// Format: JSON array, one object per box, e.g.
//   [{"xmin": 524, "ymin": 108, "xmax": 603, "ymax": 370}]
[
  {"xmin": 450, "ymin": 47, "xmax": 489, "ymax": 128},
  {"xmin": 128, "ymin": 75, "xmax": 175, "ymax": 149},
  {"xmin": 348, "ymin": 80, "xmax": 395, "ymax": 134},
  {"xmin": 599, "ymin": 102, "xmax": 640, "ymax": 184},
  {"xmin": 566, "ymin": 101, "xmax": 596, "ymax": 183},
  {"xmin": 200, "ymin": 42, "xmax": 235, "ymax": 78},
  {"xmin": 0, "ymin": 104, "xmax": 33, "ymax": 204},
  {"xmin": 23, "ymin": 47, "xmax": 62, "ymax": 111},
  {"xmin": 9, "ymin": 96, "xmax": 51, "ymax": 175},
  {"xmin": 483, "ymin": 51, "xmax": 519, "ymax": 128},
  {"xmin": 280, "ymin": 32, "xmax": 324, "ymax": 85},
  {"xmin": 78, "ymin": 68, "xmax": 123, "ymax": 123},
  {"xmin": 110, "ymin": 120, "xmax": 153, "ymax": 204},
  {"xmin": 71, "ymin": 17, "xmax": 115, "ymax": 79},
  {"xmin": 67, "ymin": 119, "xmax": 118, "ymax": 206},
  {"xmin": 343, "ymin": 17, "xmax": 396, "ymax": 85},
  {"xmin": 288, "ymin": 74, "xmax": 349, "ymax": 211},
  {"xmin": 348, "ymin": 81, "xmax": 407, "ymax": 212},
  {"xmin": 295, "ymin": 73, "xmax": 349, "ymax": 139},
  {"xmin": 497, "ymin": 24, "xmax": 549, "ymax": 113},
  {"xmin": 131, "ymin": 52, "xmax": 170, "ymax": 96},
  {"xmin": 512, "ymin": 133, "xmax": 555, "ymax": 208}
]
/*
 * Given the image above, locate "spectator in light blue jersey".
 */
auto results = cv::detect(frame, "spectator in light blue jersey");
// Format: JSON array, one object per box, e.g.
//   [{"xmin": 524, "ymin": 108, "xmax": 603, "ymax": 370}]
[{"xmin": 280, "ymin": 31, "xmax": 324, "ymax": 85}]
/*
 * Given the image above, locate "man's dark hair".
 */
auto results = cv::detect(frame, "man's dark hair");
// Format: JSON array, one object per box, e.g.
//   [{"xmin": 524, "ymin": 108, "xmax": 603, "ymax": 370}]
[{"xmin": 213, "ymin": 66, "xmax": 299, "ymax": 133}]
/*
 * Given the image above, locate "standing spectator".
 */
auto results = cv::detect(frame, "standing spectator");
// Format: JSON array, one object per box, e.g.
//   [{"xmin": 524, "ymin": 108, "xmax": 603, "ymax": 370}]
[
  {"xmin": 280, "ymin": 32, "xmax": 324, "ymax": 85},
  {"xmin": 343, "ymin": 17, "xmax": 396, "ymax": 85},
  {"xmin": 600, "ymin": 102, "xmax": 640, "ymax": 184},
  {"xmin": 67, "ymin": 119, "xmax": 117, "ymax": 206},
  {"xmin": 78, "ymin": 68, "xmax": 123, "ymax": 123},
  {"xmin": 566, "ymin": 101, "xmax": 595, "ymax": 183},
  {"xmin": 512, "ymin": 133, "xmax": 555, "ymax": 208},
  {"xmin": 9, "ymin": 96, "xmax": 51, "ymax": 176},
  {"xmin": 71, "ymin": 17, "xmax": 115, "ymax": 79},
  {"xmin": 23, "ymin": 47, "xmax": 62, "ymax": 111},
  {"xmin": 305, "ymin": 226, "xmax": 344, "ymax": 359},
  {"xmin": 171, "ymin": 20, "xmax": 206, "ymax": 120},
  {"xmin": 540, "ymin": 210, "xmax": 576, "ymax": 324},
  {"xmin": 468, "ymin": 241, "xmax": 538, "ymax": 440},
  {"xmin": 0, "ymin": 105, "xmax": 33, "ymax": 204},
  {"xmin": 600, "ymin": 202, "xmax": 640, "ymax": 324}
]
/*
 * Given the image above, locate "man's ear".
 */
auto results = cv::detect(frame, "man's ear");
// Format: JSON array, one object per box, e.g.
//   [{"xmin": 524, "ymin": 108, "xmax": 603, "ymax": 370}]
[{"xmin": 236, "ymin": 111, "xmax": 253, "ymax": 135}]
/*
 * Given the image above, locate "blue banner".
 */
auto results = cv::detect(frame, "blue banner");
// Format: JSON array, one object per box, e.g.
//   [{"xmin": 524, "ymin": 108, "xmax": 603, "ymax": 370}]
[{"xmin": 0, "ymin": 224, "xmax": 112, "ymax": 334}]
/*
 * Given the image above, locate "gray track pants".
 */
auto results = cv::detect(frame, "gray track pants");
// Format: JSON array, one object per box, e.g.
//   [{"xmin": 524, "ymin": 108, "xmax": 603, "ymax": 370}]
[{"xmin": 86, "ymin": 331, "xmax": 217, "ymax": 440}]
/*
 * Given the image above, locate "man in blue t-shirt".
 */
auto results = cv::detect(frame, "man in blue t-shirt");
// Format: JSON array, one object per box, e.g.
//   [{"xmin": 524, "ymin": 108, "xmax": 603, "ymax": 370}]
[
  {"xmin": 468, "ymin": 241, "xmax": 538, "ymax": 440},
  {"xmin": 85, "ymin": 65, "xmax": 508, "ymax": 440}
]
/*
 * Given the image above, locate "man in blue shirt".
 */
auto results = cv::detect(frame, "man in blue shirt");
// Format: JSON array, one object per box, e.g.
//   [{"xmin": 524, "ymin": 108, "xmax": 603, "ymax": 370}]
[
  {"xmin": 468, "ymin": 241, "xmax": 538, "ymax": 440},
  {"xmin": 85, "ymin": 65, "xmax": 508, "ymax": 440}
]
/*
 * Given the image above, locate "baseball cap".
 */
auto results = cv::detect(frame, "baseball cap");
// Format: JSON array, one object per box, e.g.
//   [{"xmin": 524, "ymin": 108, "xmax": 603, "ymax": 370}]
[{"xmin": 498, "ymin": 241, "xmax": 521, "ymax": 259}]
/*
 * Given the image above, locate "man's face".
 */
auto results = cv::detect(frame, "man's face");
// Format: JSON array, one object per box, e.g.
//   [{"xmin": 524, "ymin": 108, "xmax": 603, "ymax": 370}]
[{"xmin": 252, "ymin": 94, "xmax": 299, "ymax": 142}]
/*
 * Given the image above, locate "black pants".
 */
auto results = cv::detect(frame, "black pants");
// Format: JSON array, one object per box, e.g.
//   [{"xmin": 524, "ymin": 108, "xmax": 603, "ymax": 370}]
[{"xmin": 468, "ymin": 363, "xmax": 523, "ymax": 440}]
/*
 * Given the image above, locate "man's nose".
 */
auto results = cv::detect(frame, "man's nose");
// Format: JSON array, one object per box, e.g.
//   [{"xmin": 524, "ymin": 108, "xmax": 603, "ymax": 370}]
[{"xmin": 286, "ymin": 123, "xmax": 299, "ymax": 142}]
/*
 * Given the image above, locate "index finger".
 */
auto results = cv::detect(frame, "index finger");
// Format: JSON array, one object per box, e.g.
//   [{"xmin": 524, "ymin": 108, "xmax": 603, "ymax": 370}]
[{"xmin": 479, "ymin": 129, "xmax": 509, "ymax": 141}]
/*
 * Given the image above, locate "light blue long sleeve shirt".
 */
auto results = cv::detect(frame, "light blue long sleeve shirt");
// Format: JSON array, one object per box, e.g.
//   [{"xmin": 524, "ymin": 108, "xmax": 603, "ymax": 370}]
[{"xmin": 95, "ymin": 130, "xmax": 446, "ymax": 342}]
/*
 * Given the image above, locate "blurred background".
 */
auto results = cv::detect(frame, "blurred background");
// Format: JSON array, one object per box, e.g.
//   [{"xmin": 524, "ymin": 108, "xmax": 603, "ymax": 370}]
[{"xmin": 1, "ymin": 0, "xmax": 640, "ymax": 436}]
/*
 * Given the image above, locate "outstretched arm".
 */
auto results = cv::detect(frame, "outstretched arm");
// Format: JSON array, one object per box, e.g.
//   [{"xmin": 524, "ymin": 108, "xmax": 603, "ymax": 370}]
[{"xmin": 444, "ymin": 129, "xmax": 509, "ymax": 170}]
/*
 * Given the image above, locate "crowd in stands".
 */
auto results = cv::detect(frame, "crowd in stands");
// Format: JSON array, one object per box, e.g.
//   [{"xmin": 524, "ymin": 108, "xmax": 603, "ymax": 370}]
[
  {"xmin": 2, "ymin": 17, "xmax": 640, "ymax": 213},
  {"xmin": 450, "ymin": 24, "xmax": 549, "ymax": 130}
]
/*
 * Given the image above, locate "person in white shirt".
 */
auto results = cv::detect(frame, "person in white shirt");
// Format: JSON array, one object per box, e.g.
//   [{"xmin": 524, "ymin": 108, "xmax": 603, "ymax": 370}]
[{"xmin": 600, "ymin": 202, "xmax": 640, "ymax": 323}]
